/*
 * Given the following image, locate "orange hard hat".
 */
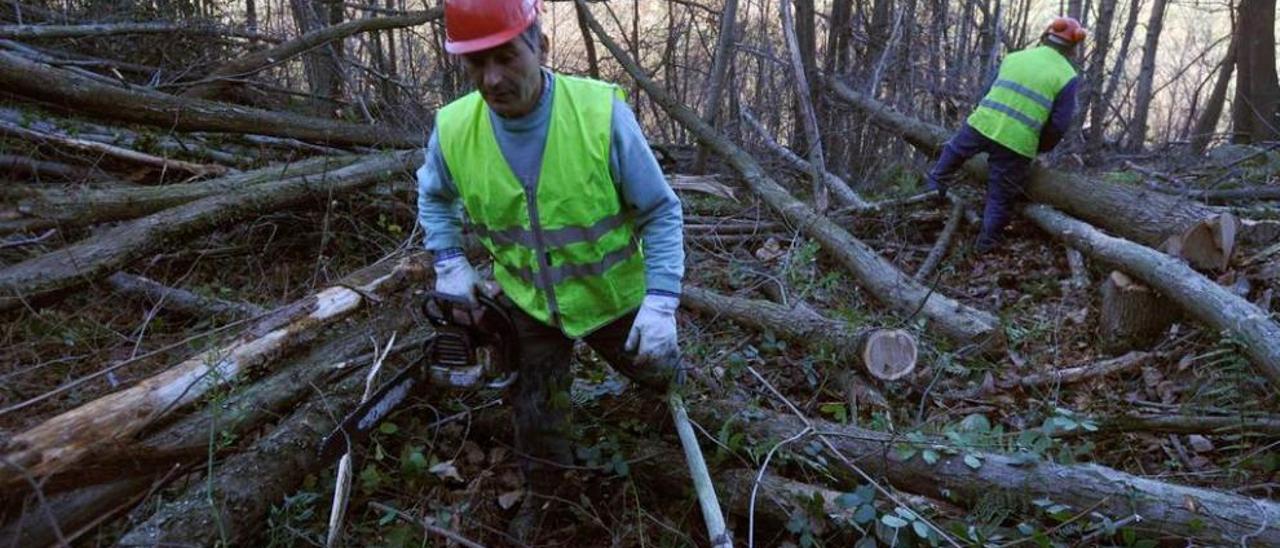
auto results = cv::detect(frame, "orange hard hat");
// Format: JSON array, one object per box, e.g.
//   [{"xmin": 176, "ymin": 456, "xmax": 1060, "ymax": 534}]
[
  {"xmin": 1046, "ymin": 16, "xmax": 1086, "ymax": 45},
  {"xmin": 444, "ymin": 0, "xmax": 540, "ymax": 55}
]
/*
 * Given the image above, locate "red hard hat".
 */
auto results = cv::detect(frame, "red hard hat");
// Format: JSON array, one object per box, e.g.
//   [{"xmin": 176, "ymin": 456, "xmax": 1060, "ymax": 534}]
[
  {"xmin": 1046, "ymin": 16, "xmax": 1086, "ymax": 45},
  {"xmin": 444, "ymin": 0, "xmax": 541, "ymax": 55}
]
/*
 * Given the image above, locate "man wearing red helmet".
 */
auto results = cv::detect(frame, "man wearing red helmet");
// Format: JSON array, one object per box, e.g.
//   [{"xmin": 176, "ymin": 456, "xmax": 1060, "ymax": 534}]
[
  {"xmin": 417, "ymin": 0, "xmax": 685, "ymax": 535},
  {"xmin": 926, "ymin": 17, "xmax": 1085, "ymax": 253}
]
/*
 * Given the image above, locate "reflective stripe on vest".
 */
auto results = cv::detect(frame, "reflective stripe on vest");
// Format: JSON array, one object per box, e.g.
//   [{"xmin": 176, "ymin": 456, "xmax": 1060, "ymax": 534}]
[
  {"xmin": 967, "ymin": 46, "xmax": 1077, "ymax": 158},
  {"xmin": 436, "ymin": 74, "xmax": 646, "ymax": 337}
]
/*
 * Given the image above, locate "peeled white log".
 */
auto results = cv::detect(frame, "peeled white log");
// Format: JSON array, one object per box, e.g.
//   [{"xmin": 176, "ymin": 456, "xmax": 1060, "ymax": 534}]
[{"xmin": 0, "ymin": 254, "xmax": 427, "ymax": 490}]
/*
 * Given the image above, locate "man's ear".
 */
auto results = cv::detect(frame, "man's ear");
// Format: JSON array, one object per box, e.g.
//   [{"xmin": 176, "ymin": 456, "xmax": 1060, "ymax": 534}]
[{"xmin": 538, "ymin": 32, "xmax": 550, "ymax": 64}]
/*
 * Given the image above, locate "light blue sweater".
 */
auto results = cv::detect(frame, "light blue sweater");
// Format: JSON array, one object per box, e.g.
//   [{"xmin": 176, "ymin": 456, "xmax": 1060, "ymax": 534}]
[{"xmin": 416, "ymin": 70, "xmax": 685, "ymax": 295}]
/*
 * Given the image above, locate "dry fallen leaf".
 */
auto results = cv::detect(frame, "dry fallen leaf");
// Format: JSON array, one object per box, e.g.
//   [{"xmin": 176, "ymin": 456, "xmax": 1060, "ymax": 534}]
[
  {"xmin": 498, "ymin": 489, "xmax": 525, "ymax": 510},
  {"xmin": 428, "ymin": 460, "xmax": 464, "ymax": 483},
  {"xmin": 754, "ymin": 237, "xmax": 786, "ymax": 262}
]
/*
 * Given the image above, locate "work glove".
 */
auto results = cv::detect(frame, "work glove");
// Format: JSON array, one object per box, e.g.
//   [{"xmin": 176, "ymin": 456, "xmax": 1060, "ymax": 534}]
[
  {"xmin": 624, "ymin": 294, "xmax": 681, "ymax": 378},
  {"xmin": 434, "ymin": 255, "xmax": 481, "ymax": 307}
]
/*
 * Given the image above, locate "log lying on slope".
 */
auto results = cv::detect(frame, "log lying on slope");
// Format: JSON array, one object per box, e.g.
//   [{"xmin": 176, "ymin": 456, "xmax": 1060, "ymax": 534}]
[
  {"xmin": 0, "ymin": 252, "xmax": 426, "ymax": 491},
  {"xmin": 0, "ymin": 118, "xmax": 229, "ymax": 178},
  {"xmin": 577, "ymin": 2, "xmax": 1001, "ymax": 352},
  {"xmin": 0, "ymin": 50, "xmax": 420, "ymax": 148},
  {"xmin": 0, "ymin": 154, "xmax": 358, "ymax": 234},
  {"xmin": 695, "ymin": 400, "xmax": 1280, "ymax": 544},
  {"xmin": 1023, "ymin": 203, "xmax": 1280, "ymax": 390},
  {"xmin": 683, "ymin": 286, "xmax": 917, "ymax": 381},
  {"xmin": 823, "ymin": 77, "xmax": 1222, "ymax": 249},
  {"xmin": 0, "ymin": 300, "xmax": 422, "ymax": 547},
  {"xmin": 183, "ymin": 9, "xmax": 442, "ymax": 100},
  {"xmin": 115, "ymin": 371, "xmax": 367, "ymax": 547},
  {"xmin": 106, "ymin": 272, "xmax": 265, "ymax": 319},
  {"xmin": 0, "ymin": 151, "xmax": 417, "ymax": 311}
]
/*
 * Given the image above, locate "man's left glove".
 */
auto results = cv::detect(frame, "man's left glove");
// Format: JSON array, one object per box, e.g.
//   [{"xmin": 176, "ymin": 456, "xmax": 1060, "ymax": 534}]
[{"xmin": 625, "ymin": 294, "xmax": 680, "ymax": 367}]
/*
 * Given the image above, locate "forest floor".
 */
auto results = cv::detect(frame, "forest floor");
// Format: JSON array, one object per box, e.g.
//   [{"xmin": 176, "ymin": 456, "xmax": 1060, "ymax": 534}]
[{"xmin": 4, "ymin": 131, "xmax": 1276, "ymax": 546}]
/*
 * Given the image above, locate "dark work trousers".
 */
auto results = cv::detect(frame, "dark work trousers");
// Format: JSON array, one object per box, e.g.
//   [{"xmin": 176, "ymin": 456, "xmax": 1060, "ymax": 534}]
[
  {"xmin": 496, "ymin": 295, "xmax": 668, "ymax": 493},
  {"xmin": 926, "ymin": 123, "xmax": 1033, "ymax": 250}
]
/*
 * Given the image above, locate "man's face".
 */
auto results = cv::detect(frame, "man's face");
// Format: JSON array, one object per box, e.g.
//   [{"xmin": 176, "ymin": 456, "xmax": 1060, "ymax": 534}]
[{"xmin": 460, "ymin": 37, "xmax": 545, "ymax": 118}]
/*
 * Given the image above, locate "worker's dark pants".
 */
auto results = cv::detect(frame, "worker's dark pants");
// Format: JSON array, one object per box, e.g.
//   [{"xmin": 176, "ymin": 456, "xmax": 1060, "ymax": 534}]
[
  {"xmin": 926, "ymin": 123, "xmax": 1032, "ymax": 249},
  {"xmin": 496, "ymin": 295, "xmax": 666, "ymax": 491}
]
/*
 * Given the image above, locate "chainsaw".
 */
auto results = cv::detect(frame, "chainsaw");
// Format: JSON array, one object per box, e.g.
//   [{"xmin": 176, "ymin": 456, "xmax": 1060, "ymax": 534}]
[{"xmin": 317, "ymin": 291, "xmax": 519, "ymax": 462}]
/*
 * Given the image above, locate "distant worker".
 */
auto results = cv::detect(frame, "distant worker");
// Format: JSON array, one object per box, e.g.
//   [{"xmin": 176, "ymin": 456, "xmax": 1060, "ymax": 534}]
[
  {"xmin": 416, "ymin": 0, "xmax": 684, "ymax": 538},
  {"xmin": 926, "ymin": 16, "xmax": 1085, "ymax": 252}
]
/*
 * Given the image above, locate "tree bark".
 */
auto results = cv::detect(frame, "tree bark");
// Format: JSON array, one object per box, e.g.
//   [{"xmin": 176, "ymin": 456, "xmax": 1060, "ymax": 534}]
[
  {"xmin": 106, "ymin": 272, "xmax": 266, "ymax": 319},
  {"xmin": 0, "ymin": 118, "xmax": 229, "ymax": 179},
  {"xmin": 694, "ymin": 401, "xmax": 1280, "ymax": 545},
  {"xmin": 682, "ymin": 286, "xmax": 917, "ymax": 381},
  {"xmin": 0, "ymin": 154, "xmax": 358, "ymax": 235},
  {"xmin": 779, "ymin": 0, "xmax": 828, "ymax": 211},
  {"xmin": 0, "ymin": 253, "xmax": 426, "ymax": 491},
  {"xmin": 0, "ymin": 151, "xmax": 417, "ymax": 312},
  {"xmin": 1190, "ymin": 30, "xmax": 1237, "ymax": 153},
  {"xmin": 692, "ymin": 0, "xmax": 737, "ymax": 173},
  {"xmin": 1125, "ymin": 0, "xmax": 1168, "ymax": 150},
  {"xmin": 1024, "ymin": 204, "xmax": 1280, "ymax": 390},
  {"xmin": 913, "ymin": 198, "xmax": 964, "ymax": 281},
  {"xmin": 0, "ymin": 153, "xmax": 110, "ymax": 182},
  {"xmin": 1092, "ymin": 0, "xmax": 1142, "ymax": 153},
  {"xmin": 116, "ymin": 367, "xmax": 367, "ymax": 546},
  {"xmin": 182, "ymin": 10, "xmax": 441, "ymax": 101},
  {"xmin": 1082, "ymin": 0, "xmax": 1117, "ymax": 149},
  {"xmin": 1231, "ymin": 0, "xmax": 1280, "ymax": 143},
  {"xmin": 0, "ymin": 51, "xmax": 420, "ymax": 148},
  {"xmin": 823, "ymin": 77, "xmax": 1222, "ymax": 249},
  {"xmin": 577, "ymin": 2, "xmax": 1002, "ymax": 351},
  {"xmin": 1099, "ymin": 271, "xmax": 1176, "ymax": 352}
]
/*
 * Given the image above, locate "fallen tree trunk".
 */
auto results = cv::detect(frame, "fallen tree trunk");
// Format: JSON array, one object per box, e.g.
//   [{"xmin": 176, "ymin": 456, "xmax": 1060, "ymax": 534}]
[
  {"xmin": 0, "ymin": 118, "xmax": 229, "ymax": 178},
  {"xmin": 0, "ymin": 252, "xmax": 426, "ymax": 490},
  {"xmin": 183, "ymin": 10, "xmax": 441, "ymax": 100},
  {"xmin": 1024, "ymin": 204, "xmax": 1280, "ymax": 390},
  {"xmin": 1095, "ymin": 413, "xmax": 1280, "ymax": 437},
  {"xmin": 683, "ymin": 286, "xmax": 917, "ymax": 381},
  {"xmin": 106, "ymin": 272, "xmax": 265, "ymax": 319},
  {"xmin": 0, "ymin": 300, "xmax": 423, "ymax": 546},
  {"xmin": 0, "ymin": 151, "xmax": 417, "ymax": 311},
  {"xmin": 696, "ymin": 400, "xmax": 1280, "ymax": 544},
  {"xmin": 998, "ymin": 351, "xmax": 1156, "ymax": 390},
  {"xmin": 823, "ymin": 77, "xmax": 1222, "ymax": 249},
  {"xmin": 578, "ymin": 3, "xmax": 1001, "ymax": 352},
  {"xmin": 0, "ymin": 154, "xmax": 358, "ymax": 234},
  {"xmin": 0, "ymin": 152, "xmax": 110, "ymax": 182},
  {"xmin": 0, "ymin": 21, "xmax": 278, "ymax": 41},
  {"xmin": 0, "ymin": 51, "xmax": 420, "ymax": 148},
  {"xmin": 115, "ymin": 368, "xmax": 367, "ymax": 546}
]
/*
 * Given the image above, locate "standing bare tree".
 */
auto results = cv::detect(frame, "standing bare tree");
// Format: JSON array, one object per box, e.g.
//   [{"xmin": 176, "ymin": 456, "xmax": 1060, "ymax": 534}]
[
  {"xmin": 1126, "ymin": 0, "xmax": 1169, "ymax": 150},
  {"xmin": 1232, "ymin": 0, "xmax": 1280, "ymax": 143},
  {"xmin": 1191, "ymin": 28, "xmax": 1238, "ymax": 153}
]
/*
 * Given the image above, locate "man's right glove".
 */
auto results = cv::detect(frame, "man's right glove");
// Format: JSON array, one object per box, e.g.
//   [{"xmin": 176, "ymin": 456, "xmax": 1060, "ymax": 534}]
[{"xmin": 434, "ymin": 254, "xmax": 481, "ymax": 306}]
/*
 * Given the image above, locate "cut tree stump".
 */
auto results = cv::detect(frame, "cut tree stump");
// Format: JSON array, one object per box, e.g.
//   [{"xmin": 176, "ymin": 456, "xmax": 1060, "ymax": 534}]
[
  {"xmin": 1099, "ymin": 271, "xmax": 1176, "ymax": 352},
  {"xmin": 682, "ymin": 286, "xmax": 917, "ymax": 381},
  {"xmin": 1162, "ymin": 212, "xmax": 1240, "ymax": 271},
  {"xmin": 1025, "ymin": 204, "xmax": 1280, "ymax": 390}
]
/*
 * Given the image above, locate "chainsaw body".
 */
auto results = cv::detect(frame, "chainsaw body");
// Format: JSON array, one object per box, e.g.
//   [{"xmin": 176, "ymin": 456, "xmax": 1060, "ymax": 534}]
[{"xmin": 317, "ymin": 291, "xmax": 519, "ymax": 462}]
